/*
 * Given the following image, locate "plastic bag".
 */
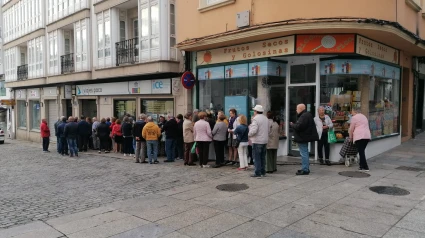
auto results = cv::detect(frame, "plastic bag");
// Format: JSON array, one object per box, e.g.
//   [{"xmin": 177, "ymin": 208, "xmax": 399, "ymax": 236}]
[
  {"xmin": 328, "ymin": 128, "xmax": 337, "ymax": 144},
  {"xmin": 191, "ymin": 142, "xmax": 197, "ymax": 154}
]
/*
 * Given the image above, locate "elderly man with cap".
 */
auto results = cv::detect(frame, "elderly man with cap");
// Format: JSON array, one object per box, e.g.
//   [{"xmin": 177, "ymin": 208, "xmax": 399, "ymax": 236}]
[{"xmin": 248, "ymin": 105, "xmax": 270, "ymax": 178}]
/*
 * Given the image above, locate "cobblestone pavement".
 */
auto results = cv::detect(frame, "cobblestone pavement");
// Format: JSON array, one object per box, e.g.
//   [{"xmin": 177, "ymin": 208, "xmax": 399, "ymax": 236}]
[{"xmin": 0, "ymin": 140, "xmax": 235, "ymax": 229}]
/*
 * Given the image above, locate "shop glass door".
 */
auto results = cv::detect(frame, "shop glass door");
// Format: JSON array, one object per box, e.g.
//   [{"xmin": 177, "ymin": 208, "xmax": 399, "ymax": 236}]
[{"xmin": 288, "ymin": 63, "xmax": 317, "ymax": 157}]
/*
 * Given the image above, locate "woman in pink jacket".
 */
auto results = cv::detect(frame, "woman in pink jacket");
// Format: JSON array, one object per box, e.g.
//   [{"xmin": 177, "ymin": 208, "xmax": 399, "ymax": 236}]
[
  {"xmin": 349, "ymin": 108, "xmax": 371, "ymax": 172},
  {"xmin": 193, "ymin": 112, "xmax": 213, "ymax": 168}
]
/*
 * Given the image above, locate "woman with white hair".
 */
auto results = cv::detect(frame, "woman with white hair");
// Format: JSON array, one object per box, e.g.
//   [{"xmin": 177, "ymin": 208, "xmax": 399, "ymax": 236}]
[{"xmin": 314, "ymin": 106, "xmax": 333, "ymax": 166}]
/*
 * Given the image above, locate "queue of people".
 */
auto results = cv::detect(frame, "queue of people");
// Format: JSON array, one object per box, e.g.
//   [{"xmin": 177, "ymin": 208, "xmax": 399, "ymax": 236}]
[{"xmin": 41, "ymin": 103, "xmax": 372, "ymax": 176}]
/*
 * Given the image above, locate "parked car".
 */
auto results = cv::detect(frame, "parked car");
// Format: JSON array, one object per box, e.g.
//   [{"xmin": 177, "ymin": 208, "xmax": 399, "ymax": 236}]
[{"xmin": 0, "ymin": 128, "xmax": 4, "ymax": 144}]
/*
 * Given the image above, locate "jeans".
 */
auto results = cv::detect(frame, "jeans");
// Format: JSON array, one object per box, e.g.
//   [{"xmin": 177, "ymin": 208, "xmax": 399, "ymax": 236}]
[
  {"xmin": 184, "ymin": 142, "xmax": 194, "ymax": 164},
  {"xmin": 147, "ymin": 140, "xmax": 158, "ymax": 163},
  {"xmin": 197, "ymin": 141, "xmax": 210, "ymax": 165},
  {"xmin": 56, "ymin": 136, "xmax": 60, "ymax": 153},
  {"xmin": 176, "ymin": 138, "xmax": 184, "ymax": 160},
  {"xmin": 253, "ymin": 143, "xmax": 267, "ymax": 176},
  {"xmin": 299, "ymin": 143, "xmax": 309, "ymax": 172},
  {"xmin": 42, "ymin": 137, "xmax": 50, "ymax": 151},
  {"xmin": 355, "ymin": 139, "xmax": 369, "ymax": 169},
  {"xmin": 59, "ymin": 137, "xmax": 68, "ymax": 155},
  {"xmin": 67, "ymin": 138, "xmax": 78, "ymax": 156},
  {"xmin": 318, "ymin": 131, "xmax": 330, "ymax": 160},
  {"xmin": 237, "ymin": 142, "xmax": 249, "ymax": 168},
  {"xmin": 165, "ymin": 138, "xmax": 176, "ymax": 161},
  {"xmin": 135, "ymin": 140, "xmax": 147, "ymax": 162},
  {"xmin": 214, "ymin": 140, "xmax": 226, "ymax": 165}
]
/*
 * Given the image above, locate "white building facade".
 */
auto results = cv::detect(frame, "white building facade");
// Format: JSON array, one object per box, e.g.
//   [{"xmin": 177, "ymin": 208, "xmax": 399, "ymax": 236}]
[{"xmin": 3, "ymin": 0, "xmax": 189, "ymax": 143}]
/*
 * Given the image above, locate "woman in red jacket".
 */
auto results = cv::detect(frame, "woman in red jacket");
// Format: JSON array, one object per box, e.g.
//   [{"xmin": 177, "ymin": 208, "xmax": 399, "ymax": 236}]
[
  {"xmin": 40, "ymin": 118, "xmax": 51, "ymax": 152},
  {"xmin": 111, "ymin": 119, "xmax": 123, "ymax": 153}
]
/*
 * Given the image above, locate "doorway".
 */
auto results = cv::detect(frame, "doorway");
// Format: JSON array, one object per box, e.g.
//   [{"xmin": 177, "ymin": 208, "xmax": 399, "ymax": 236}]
[
  {"xmin": 416, "ymin": 77, "xmax": 425, "ymax": 134},
  {"xmin": 287, "ymin": 63, "xmax": 317, "ymax": 156},
  {"xmin": 80, "ymin": 99, "xmax": 97, "ymax": 118}
]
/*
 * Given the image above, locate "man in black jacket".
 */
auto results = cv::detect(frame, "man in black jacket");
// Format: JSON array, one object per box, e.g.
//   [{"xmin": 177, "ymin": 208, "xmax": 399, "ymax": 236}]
[
  {"xmin": 175, "ymin": 114, "xmax": 184, "ymax": 161},
  {"xmin": 77, "ymin": 116, "xmax": 91, "ymax": 152},
  {"xmin": 290, "ymin": 104, "xmax": 319, "ymax": 175},
  {"xmin": 64, "ymin": 116, "xmax": 79, "ymax": 157},
  {"xmin": 162, "ymin": 114, "xmax": 178, "ymax": 162},
  {"xmin": 57, "ymin": 117, "xmax": 68, "ymax": 156},
  {"xmin": 133, "ymin": 114, "xmax": 147, "ymax": 163}
]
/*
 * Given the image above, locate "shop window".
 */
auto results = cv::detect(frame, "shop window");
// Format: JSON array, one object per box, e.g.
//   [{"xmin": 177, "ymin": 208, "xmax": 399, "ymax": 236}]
[
  {"xmin": 141, "ymin": 99, "xmax": 174, "ymax": 123},
  {"xmin": 290, "ymin": 64, "xmax": 316, "ymax": 84},
  {"xmin": 0, "ymin": 80, "xmax": 6, "ymax": 96},
  {"xmin": 30, "ymin": 100, "xmax": 41, "ymax": 130},
  {"xmin": 114, "ymin": 100, "xmax": 136, "ymax": 119},
  {"xmin": 319, "ymin": 59, "xmax": 401, "ymax": 141},
  {"xmin": 18, "ymin": 101, "xmax": 27, "ymax": 128}
]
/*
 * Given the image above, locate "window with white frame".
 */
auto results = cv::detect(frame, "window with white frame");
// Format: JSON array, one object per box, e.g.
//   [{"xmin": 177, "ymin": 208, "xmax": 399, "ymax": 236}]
[
  {"xmin": 199, "ymin": 0, "xmax": 235, "ymax": 10},
  {"xmin": 97, "ymin": 10, "xmax": 111, "ymax": 68},
  {"xmin": 140, "ymin": 0, "xmax": 159, "ymax": 61},
  {"xmin": 47, "ymin": 0, "xmax": 89, "ymax": 24},
  {"xmin": 48, "ymin": 30, "xmax": 59, "ymax": 75},
  {"xmin": 3, "ymin": 0, "xmax": 43, "ymax": 43},
  {"xmin": 4, "ymin": 47, "xmax": 18, "ymax": 82},
  {"xmin": 28, "ymin": 36, "xmax": 44, "ymax": 79},
  {"xmin": 75, "ymin": 18, "xmax": 89, "ymax": 72},
  {"xmin": 170, "ymin": 2, "xmax": 176, "ymax": 47}
]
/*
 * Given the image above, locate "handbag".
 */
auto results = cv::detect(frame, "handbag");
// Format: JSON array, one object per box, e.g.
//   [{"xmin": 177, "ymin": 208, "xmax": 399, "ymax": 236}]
[
  {"xmin": 328, "ymin": 128, "xmax": 337, "ymax": 144},
  {"xmin": 191, "ymin": 142, "xmax": 197, "ymax": 154}
]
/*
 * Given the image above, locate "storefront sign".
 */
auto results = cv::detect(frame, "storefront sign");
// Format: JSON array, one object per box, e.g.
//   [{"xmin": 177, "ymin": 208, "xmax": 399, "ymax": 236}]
[
  {"xmin": 0, "ymin": 100, "xmax": 16, "ymax": 106},
  {"xmin": 356, "ymin": 35, "xmax": 399, "ymax": 64},
  {"xmin": 43, "ymin": 87, "xmax": 58, "ymax": 97},
  {"xmin": 224, "ymin": 96, "xmax": 248, "ymax": 119},
  {"xmin": 320, "ymin": 59, "xmax": 401, "ymax": 80},
  {"xmin": 76, "ymin": 79, "xmax": 172, "ymax": 96},
  {"xmin": 15, "ymin": 89, "xmax": 26, "ymax": 100},
  {"xmin": 196, "ymin": 35, "xmax": 295, "ymax": 65},
  {"xmin": 28, "ymin": 89, "xmax": 40, "ymax": 99},
  {"xmin": 181, "ymin": 71, "xmax": 196, "ymax": 89},
  {"xmin": 198, "ymin": 66, "xmax": 224, "ymax": 80},
  {"xmin": 296, "ymin": 34, "xmax": 355, "ymax": 54}
]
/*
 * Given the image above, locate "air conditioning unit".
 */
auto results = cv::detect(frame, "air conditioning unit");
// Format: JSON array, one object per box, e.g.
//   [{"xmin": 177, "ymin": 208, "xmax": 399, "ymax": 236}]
[{"xmin": 236, "ymin": 11, "xmax": 250, "ymax": 28}]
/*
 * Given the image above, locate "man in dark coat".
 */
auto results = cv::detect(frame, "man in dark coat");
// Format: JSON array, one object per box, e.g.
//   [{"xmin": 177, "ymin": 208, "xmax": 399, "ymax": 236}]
[
  {"xmin": 57, "ymin": 117, "xmax": 69, "ymax": 156},
  {"xmin": 77, "ymin": 116, "xmax": 91, "ymax": 152},
  {"xmin": 290, "ymin": 104, "xmax": 319, "ymax": 176},
  {"xmin": 133, "ymin": 114, "xmax": 147, "ymax": 163},
  {"xmin": 162, "ymin": 114, "xmax": 178, "ymax": 162},
  {"xmin": 64, "ymin": 116, "xmax": 79, "ymax": 157},
  {"xmin": 175, "ymin": 114, "xmax": 184, "ymax": 161}
]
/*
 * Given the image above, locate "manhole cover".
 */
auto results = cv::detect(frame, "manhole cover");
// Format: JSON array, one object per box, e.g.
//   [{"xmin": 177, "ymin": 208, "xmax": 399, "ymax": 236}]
[
  {"xmin": 369, "ymin": 186, "xmax": 410, "ymax": 196},
  {"xmin": 396, "ymin": 166, "xmax": 425, "ymax": 172},
  {"xmin": 216, "ymin": 183, "xmax": 249, "ymax": 192},
  {"xmin": 338, "ymin": 171, "xmax": 371, "ymax": 178}
]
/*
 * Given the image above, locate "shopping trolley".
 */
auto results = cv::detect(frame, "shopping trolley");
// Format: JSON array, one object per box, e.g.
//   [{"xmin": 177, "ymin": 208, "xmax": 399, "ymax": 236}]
[{"xmin": 339, "ymin": 137, "xmax": 358, "ymax": 167}]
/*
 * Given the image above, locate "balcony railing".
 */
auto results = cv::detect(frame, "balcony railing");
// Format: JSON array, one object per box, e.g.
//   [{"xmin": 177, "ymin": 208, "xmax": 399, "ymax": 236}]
[
  {"xmin": 116, "ymin": 38, "xmax": 138, "ymax": 66},
  {"xmin": 61, "ymin": 53, "xmax": 75, "ymax": 74},
  {"xmin": 17, "ymin": 64, "xmax": 28, "ymax": 81}
]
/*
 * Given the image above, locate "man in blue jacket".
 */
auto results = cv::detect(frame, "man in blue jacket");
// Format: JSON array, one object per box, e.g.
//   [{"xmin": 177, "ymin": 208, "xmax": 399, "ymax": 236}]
[
  {"xmin": 64, "ymin": 116, "xmax": 79, "ymax": 157},
  {"xmin": 77, "ymin": 116, "xmax": 91, "ymax": 152},
  {"xmin": 56, "ymin": 117, "xmax": 68, "ymax": 156}
]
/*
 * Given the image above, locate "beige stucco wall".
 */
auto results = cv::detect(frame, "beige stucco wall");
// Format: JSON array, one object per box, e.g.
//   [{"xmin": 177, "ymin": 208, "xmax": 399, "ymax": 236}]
[{"xmin": 177, "ymin": 0, "xmax": 423, "ymax": 45}]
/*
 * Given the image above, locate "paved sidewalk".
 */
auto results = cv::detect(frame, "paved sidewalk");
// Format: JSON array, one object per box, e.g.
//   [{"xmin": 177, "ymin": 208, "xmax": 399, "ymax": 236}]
[{"xmin": 1, "ymin": 135, "xmax": 425, "ymax": 237}]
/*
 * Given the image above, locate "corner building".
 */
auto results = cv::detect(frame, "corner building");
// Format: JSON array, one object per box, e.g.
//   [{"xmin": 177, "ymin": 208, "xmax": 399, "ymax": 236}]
[
  {"xmin": 177, "ymin": 0, "xmax": 425, "ymax": 160},
  {"xmin": 3, "ymin": 0, "xmax": 190, "ymax": 143}
]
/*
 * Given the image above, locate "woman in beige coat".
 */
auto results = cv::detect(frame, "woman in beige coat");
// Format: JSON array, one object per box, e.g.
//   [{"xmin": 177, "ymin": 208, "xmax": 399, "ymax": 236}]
[
  {"xmin": 183, "ymin": 112, "xmax": 196, "ymax": 166},
  {"xmin": 266, "ymin": 112, "xmax": 280, "ymax": 173}
]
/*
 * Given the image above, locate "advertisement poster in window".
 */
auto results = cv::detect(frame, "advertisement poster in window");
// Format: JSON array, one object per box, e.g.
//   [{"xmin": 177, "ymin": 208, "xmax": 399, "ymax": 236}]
[
  {"xmin": 248, "ymin": 61, "xmax": 287, "ymax": 77},
  {"xmin": 198, "ymin": 66, "xmax": 224, "ymax": 80},
  {"xmin": 224, "ymin": 64, "xmax": 248, "ymax": 78},
  {"xmin": 224, "ymin": 96, "xmax": 248, "ymax": 119}
]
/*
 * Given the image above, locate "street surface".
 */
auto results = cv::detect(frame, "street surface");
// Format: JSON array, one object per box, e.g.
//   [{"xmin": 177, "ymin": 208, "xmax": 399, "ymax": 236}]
[{"xmin": 0, "ymin": 136, "xmax": 425, "ymax": 238}]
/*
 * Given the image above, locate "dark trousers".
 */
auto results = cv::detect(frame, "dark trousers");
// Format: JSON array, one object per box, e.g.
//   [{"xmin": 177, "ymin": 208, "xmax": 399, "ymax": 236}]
[
  {"xmin": 99, "ymin": 136, "xmax": 110, "ymax": 151},
  {"xmin": 176, "ymin": 138, "xmax": 184, "ymax": 160},
  {"xmin": 123, "ymin": 137, "xmax": 133, "ymax": 154},
  {"xmin": 214, "ymin": 140, "xmax": 226, "ymax": 165},
  {"xmin": 356, "ymin": 139, "xmax": 369, "ymax": 169},
  {"xmin": 184, "ymin": 142, "xmax": 194, "ymax": 164},
  {"xmin": 318, "ymin": 131, "xmax": 330, "ymax": 160},
  {"xmin": 253, "ymin": 143, "xmax": 267, "ymax": 176},
  {"xmin": 165, "ymin": 139, "xmax": 176, "ymax": 161},
  {"xmin": 197, "ymin": 141, "xmax": 210, "ymax": 166},
  {"xmin": 248, "ymin": 145, "xmax": 253, "ymax": 164},
  {"xmin": 78, "ymin": 135, "xmax": 88, "ymax": 151},
  {"xmin": 59, "ymin": 137, "xmax": 68, "ymax": 155},
  {"xmin": 42, "ymin": 137, "xmax": 50, "ymax": 151}
]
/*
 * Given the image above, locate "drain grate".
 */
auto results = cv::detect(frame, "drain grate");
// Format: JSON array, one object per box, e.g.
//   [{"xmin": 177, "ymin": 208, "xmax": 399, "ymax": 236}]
[
  {"xmin": 338, "ymin": 171, "xmax": 371, "ymax": 178},
  {"xmin": 216, "ymin": 183, "xmax": 249, "ymax": 192},
  {"xmin": 395, "ymin": 166, "xmax": 425, "ymax": 172},
  {"xmin": 369, "ymin": 186, "xmax": 410, "ymax": 196}
]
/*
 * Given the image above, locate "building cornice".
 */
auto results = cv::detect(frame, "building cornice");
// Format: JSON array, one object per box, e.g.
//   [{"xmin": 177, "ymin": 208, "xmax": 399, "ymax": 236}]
[
  {"xmin": 3, "ymin": 28, "xmax": 45, "ymax": 50},
  {"xmin": 46, "ymin": 9, "xmax": 91, "ymax": 33}
]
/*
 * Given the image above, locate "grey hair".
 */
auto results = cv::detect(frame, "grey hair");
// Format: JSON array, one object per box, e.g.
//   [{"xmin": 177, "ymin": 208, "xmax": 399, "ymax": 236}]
[
  {"xmin": 147, "ymin": 116, "xmax": 153, "ymax": 122},
  {"xmin": 193, "ymin": 109, "xmax": 199, "ymax": 113},
  {"xmin": 139, "ymin": 113, "xmax": 147, "ymax": 120},
  {"xmin": 317, "ymin": 106, "xmax": 325, "ymax": 111},
  {"xmin": 60, "ymin": 116, "xmax": 65, "ymax": 120},
  {"xmin": 168, "ymin": 114, "xmax": 174, "ymax": 119},
  {"xmin": 351, "ymin": 107, "xmax": 361, "ymax": 113}
]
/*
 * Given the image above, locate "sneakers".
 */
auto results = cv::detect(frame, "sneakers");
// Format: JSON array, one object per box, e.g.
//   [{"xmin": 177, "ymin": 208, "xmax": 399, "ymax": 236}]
[
  {"xmin": 250, "ymin": 174, "xmax": 262, "ymax": 178},
  {"xmin": 319, "ymin": 158, "xmax": 324, "ymax": 165},
  {"xmin": 98, "ymin": 151, "xmax": 101, "ymax": 154},
  {"xmin": 153, "ymin": 161, "xmax": 159, "ymax": 164},
  {"xmin": 325, "ymin": 159, "xmax": 331, "ymax": 166},
  {"xmin": 237, "ymin": 167, "xmax": 246, "ymax": 171},
  {"xmin": 359, "ymin": 167, "xmax": 370, "ymax": 172}
]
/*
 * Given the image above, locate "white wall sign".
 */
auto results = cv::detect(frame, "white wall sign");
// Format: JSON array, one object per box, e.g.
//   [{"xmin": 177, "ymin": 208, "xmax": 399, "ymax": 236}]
[
  {"xmin": 27, "ymin": 89, "xmax": 40, "ymax": 99},
  {"xmin": 43, "ymin": 87, "xmax": 58, "ymax": 96},
  {"xmin": 64, "ymin": 85, "xmax": 72, "ymax": 99},
  {"xmin": 76, "ymin": 79, "xmax": 172, "ymax": 96},
  {"xmin": 172, "ymin": 78, "xmax": 181, "ymax": 96},
  {"xmin": 16, "ymin": 89, "xmax": 27, "ymax": 100},
  {"xmin": 356, "ymin": 35, "xmax": 399, "ymax": 64}
]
